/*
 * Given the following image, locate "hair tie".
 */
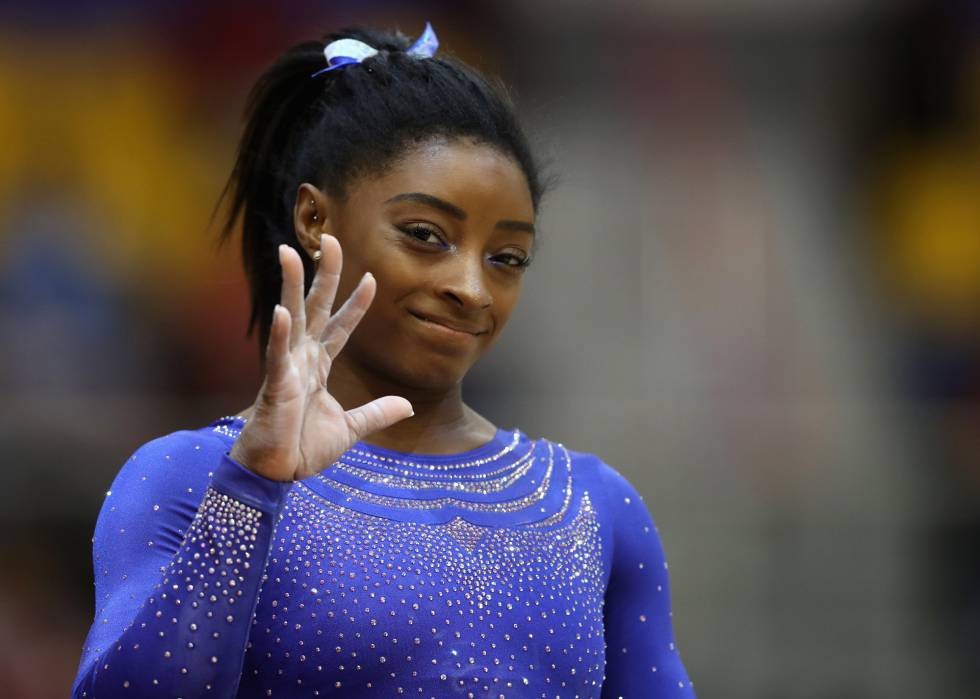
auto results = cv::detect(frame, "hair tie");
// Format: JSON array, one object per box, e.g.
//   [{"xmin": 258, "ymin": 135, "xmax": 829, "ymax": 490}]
[{"xmin": 311, "ymin": 22, "xmax": 439, "ymax": 77}]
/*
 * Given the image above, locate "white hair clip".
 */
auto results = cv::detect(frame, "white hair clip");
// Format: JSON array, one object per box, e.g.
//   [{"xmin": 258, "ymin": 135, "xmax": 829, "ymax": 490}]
[{"xmin": 311, "ymin": 22, "xmax": 439, "ymax": 77}]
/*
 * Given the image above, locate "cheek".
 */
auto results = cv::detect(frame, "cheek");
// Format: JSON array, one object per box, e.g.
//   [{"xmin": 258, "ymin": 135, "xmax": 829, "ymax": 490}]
[
  {"xmin": 330, "ymin": 236, "xmax": 368, "ymax": 301},
  {"xmin": 488, "ymin": 279, "xmax": 524, "ymax": 332},
  {"xmin": 334, "ymin": 231, "xmax": 402, "ymax": 305},
  {"xmin": 352, "ymin": 261, "xmax": 417, "ymax": 336},
  {"xmin": 364, "ymin": 256, "xmax": 415, "ymax": 306}
]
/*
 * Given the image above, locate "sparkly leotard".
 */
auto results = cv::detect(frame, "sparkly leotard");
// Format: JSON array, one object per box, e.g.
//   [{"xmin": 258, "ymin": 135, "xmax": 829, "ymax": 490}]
[{"xmin": 71, "ymin": 416, "xmax": 695, "ymax": 698}]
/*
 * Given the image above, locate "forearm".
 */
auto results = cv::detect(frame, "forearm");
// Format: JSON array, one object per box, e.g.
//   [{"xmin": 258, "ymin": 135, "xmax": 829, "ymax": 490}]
[
  {"xmin": 598, "ymin": 463, "xmax": 696, "ymax": 698},
  {"xmin": 601, "ymin": 606, "xmax": 695, "ymax": 698},
  {"xmin": 72, "ymin": 454, "xmax": 290, "ymax": 699}
]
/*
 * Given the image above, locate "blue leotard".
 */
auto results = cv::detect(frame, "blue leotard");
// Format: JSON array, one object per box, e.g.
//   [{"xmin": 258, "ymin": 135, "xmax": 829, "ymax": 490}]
[{"xmin": 71, "ymin": 416, "xmax": 695, "ymax": 698}]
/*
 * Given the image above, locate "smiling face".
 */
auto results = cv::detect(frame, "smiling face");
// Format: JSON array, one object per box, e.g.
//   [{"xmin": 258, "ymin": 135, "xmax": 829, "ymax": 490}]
[{"xmin": 300, "ymin": 138, "xmax": 536, "ymax": 392}]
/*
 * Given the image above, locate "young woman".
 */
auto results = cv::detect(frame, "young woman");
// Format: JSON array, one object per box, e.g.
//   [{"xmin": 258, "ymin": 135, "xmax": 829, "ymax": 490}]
[{"xmin": 71, "ymin": 24, "xmax": 695, "ymax": 698}]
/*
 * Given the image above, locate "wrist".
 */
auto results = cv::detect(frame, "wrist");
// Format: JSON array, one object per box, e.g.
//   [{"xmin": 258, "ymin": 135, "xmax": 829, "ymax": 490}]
[
  {"xmin": 227, "ymin": 435, "xmax": 295, "ymax": 483},
  {"xmin": 213, "ymin": 451, "xmax": 293, "ymax": 513}
]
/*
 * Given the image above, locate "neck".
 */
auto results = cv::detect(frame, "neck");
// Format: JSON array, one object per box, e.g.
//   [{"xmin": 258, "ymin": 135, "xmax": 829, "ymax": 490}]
[{"xmin": 327, "ymin": 354, "xmax": 497, "ymax": 454}]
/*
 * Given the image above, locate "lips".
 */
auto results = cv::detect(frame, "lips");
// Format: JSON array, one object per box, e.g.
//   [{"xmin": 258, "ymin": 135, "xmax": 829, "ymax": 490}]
[{"xmin": 408, "ymin": 310, "xmax": 487, "ymax": 336}]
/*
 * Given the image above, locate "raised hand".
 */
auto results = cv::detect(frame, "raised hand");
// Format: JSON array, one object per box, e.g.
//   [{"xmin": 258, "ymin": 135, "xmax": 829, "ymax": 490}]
[{"xmin": 228, "ymin": 234, "xmax": 414, "ymax": 482}]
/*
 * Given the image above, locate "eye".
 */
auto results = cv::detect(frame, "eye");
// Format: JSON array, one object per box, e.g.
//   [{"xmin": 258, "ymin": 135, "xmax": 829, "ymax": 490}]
[
  {"xmin": 491, "ymin": 252, "xmax": 532, "ymax": 270},
  {"xmin": 399, "ymin": 223, "xmax": 446, "ymax": 247}
]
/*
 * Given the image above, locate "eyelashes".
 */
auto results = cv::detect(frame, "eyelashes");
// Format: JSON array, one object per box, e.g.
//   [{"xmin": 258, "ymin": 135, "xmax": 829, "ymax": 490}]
[
  {"xmin": 400, "ymin": 224, "xmax": 444, "ymax": 246},
  {"xmin": 397, "ymin": 224, "xmax": 531, "ymax": 270},
  {"xmin": 498, "ymin": 254, "xmax": 532, "ymax": 269}
]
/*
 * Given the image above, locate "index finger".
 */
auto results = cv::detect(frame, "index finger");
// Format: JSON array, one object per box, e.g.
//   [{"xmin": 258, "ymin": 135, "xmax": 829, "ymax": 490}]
[
  {"xmin": 279, "ymin": 244, "xmax": 307, "ymax": 349},
  {"xmin": 305, "ymin": 234, "xmax": 342, "ymax": 339}
]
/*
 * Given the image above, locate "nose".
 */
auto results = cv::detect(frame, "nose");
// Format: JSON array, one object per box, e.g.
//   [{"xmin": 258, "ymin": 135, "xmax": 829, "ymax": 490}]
[{"xmin": 437, "ymin": 253, "xmax": 492, "ymax": 310}]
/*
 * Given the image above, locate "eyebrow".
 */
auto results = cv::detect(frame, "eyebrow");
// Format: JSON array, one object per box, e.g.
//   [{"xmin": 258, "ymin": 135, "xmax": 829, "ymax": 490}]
[
  {"xmin": 495, "ymin": 219, "xmax": 536, "ymax": 235},
  {"xmin": 385, "ymin": 192, "xmax": 535, "ymax": 236}
]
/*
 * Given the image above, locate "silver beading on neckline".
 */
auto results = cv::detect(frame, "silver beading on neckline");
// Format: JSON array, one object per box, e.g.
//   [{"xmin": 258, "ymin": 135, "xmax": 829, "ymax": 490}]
[
  {"xmin": 334, "ymin": 441, "xmax": 536, "ymax": 481},
  {"xmin": 345, "ymin": 429, "xmax": 522, "ymax": 471}
]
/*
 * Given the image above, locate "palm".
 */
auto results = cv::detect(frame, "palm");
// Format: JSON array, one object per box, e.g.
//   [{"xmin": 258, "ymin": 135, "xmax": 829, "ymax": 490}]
[
  {"xmin": 291, "ymin": 339, "xmax": 370, "ymax": 481},
  {"xmin": 230, "ymin": 236, "xmax": 413, "ymax": 483}
]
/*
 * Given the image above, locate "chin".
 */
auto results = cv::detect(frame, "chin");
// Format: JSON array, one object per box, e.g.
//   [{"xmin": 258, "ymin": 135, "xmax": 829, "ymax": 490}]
[
  {"xmin": 351, "ymin": 339, "xmax": 469, "ymax": 392},
  {"xmin": 387, "ymin": 357, "xmax": 471, "ymax": 392}
]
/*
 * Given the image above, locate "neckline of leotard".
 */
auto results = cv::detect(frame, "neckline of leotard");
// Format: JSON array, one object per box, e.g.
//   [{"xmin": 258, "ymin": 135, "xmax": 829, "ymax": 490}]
[{"xmin": 351, "ymin": 427, "xmax": 515, "ymax": 463}]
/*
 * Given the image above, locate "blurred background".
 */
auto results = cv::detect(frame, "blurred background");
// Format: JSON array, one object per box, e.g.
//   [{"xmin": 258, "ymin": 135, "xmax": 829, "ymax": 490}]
[{"xmin": 1, "ymin": 0, "xmax": 978, "ymax": 696}]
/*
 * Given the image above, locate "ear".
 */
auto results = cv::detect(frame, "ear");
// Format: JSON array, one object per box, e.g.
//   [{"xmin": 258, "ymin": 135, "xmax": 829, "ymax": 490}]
[{"xmin": 293, "ymin": 183, "xmax": 334, "ymax": 262}]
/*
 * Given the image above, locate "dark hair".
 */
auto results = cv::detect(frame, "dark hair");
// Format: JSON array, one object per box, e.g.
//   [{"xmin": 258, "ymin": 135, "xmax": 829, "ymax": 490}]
[{"xmin": 215, "ymin": 26, "xmax": 547, "ymax": 357}]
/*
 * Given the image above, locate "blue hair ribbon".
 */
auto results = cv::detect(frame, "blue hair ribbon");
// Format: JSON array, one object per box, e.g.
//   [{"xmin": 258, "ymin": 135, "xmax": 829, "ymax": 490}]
[{"xmin": 311, "ymin": 22, "xmax": 439, "ymax": 77}]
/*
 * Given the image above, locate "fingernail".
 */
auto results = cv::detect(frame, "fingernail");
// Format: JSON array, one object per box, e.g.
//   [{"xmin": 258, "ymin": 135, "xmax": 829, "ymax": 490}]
[{"xmin": 320, "ymin": 233, "xmax": 326, "ymax": 246}]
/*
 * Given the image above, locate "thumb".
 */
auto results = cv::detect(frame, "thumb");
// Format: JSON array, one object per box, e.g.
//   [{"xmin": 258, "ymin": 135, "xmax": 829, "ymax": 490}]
[{"xmin": 345, "ymin": 396, "xmax": 414, "ymax": 442}]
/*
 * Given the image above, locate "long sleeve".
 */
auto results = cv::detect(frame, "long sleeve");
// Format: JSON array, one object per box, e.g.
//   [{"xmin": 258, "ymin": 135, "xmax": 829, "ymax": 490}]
[
  {"xmin": 71, "ymin": 430, "xmax": 292, "ymax": 699},
  {"xmin": 599, "ymin": 463, "xmax": 696, "ymax": 698}
]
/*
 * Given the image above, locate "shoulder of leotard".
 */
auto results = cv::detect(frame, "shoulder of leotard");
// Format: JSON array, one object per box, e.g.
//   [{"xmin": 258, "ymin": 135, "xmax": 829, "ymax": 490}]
[
  {"xmin": 99, "ymin": 416, "xmax": 244, "ymax": 511},
  {"xmin": 121, "ymin": 415, "xmax": 242, "ymax": 467},
  {"xmin": 520, "ymin": 433, "xmax": 654, "ymax": 542},
  {"xmin": 522, "ymin": 431, "xmax": 626, "ymax": 487}
]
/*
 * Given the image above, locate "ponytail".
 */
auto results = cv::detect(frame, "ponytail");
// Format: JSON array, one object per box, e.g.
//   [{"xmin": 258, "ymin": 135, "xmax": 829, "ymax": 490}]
[{"xmin": 215, "ymin": 40, "xmax": 326, "ymax": 355}]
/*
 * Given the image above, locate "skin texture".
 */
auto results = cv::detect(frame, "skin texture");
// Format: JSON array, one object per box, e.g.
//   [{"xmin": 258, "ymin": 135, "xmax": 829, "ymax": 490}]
[{"xmin": 232, "ymin": 137, "xmax": 536, "ymax": 479}]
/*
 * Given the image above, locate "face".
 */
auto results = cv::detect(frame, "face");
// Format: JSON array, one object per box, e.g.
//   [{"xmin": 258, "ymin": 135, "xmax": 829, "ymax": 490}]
[{"xmin": 303, "ymin": 138, "xmax": 536, "ymax": 392}]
